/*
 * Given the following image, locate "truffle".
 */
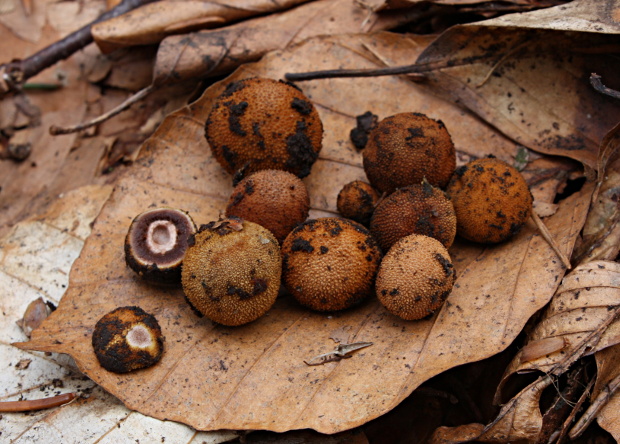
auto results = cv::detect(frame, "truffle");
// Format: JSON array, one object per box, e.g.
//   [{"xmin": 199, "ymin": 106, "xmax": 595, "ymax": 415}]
[{"xmin": 336, "ymin": 180, "xmax": 381, "ymax": 227}]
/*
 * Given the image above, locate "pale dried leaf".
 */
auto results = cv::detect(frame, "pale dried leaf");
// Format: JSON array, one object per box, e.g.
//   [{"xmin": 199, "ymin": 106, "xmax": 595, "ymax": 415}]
[
  {"xmin": 590, "ymin": 344, "xmax": 620, "ymax": 441},
  {"xmin": 92, "ymin": 0, "xmax": 315, "ymax": 53},
  {"xmin": 153, "ymin": 0, "xmax": 418, "ymax": 84},
  {"xmin": 415, "ymin": 0, "xmax": 620, "ymax": 172},
  {"xmin": 17, "ymin": 32, "xmax": 591, "ymax": 434},
  {"xmin": 497, "ymin": 261, "xmax": 620, "ymax": 397}
]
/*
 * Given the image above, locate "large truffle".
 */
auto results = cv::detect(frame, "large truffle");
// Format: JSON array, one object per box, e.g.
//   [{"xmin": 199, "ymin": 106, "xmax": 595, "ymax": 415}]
[
  {"xmin": 181, "ymin": 218, "xmax": 282, "ymax": 326},
  {"xmin": 446, "ymin": 157, "xmax": 533, "ymax": 243},
  {"xmin": 225, "ymin": 169, "xmax": 310, "ymax": 243},
  {"xmin": 376, "ymin": 234, "xmax": 456, "ymax": 321},
  {"xmin": 370, "ymin": 182, "xmax": 456, "ymax": 252},
  {"xmin": 281, "ymin": 217, "xmax": 382, "ymax": 312},
  {"xmin": 205, "ymin": 77, "xmax": 323, "ymax": 178},
  {"xmin": 92, "ymin": 306, "xmax": 164, "ymax": 373},
  {"xmin": 362, "ymin": 113, "xmax": 456, "ymax": 194}
]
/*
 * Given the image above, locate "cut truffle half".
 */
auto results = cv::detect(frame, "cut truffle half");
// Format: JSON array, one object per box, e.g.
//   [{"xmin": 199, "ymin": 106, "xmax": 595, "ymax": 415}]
[
  {"xmin": 125, "ymin": 208, "xmax": 197, "ymax": 283},
  {"xmin": 92, "ymin": 306, "xmax": 164, "ymax": 373}
]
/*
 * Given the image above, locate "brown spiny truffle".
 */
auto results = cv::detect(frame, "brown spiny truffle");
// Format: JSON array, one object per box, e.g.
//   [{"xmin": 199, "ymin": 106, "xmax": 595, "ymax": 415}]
[
  {"xmin": 362, "ymin": 113, "xmax": 456, "ymax": 194},
  {"xmin": 376, "ymin": 234, "xmax": 455, "ymax": 321},
  {"xmin": 336, "ymin": 180, "xmax": 381, "ymax": 227},
  {"xmin": 225, "ymin": 169, "xmax": 310, "ymax": 243},
  {"xmin": 281, "ymin": 217, "xmax": 382, "ymax": 312},
  {"xmin": 370, "ymin": 182, "xmax": 456, "ymax": 252},
  {"xmin": 124, "ymin": 208, "xmax": 197, "ymax": 283},
  {"xmin": 446, "ymin": 157, "xmax": 533, "ymax": 243},
  {"xmin": 204, "ymin": 77, "xmax": 323, "ymax": 178},
  {"xmin": 181, "ymin": 218, "xmax": 281, "ymax": 326},
  {"xmin": 92, "ymin": 306, "xmax": 164, "ymax": 373}
]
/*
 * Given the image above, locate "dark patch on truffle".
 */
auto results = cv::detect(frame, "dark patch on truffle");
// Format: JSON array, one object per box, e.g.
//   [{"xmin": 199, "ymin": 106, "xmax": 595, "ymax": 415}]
[
  {"xmin": 291, "ymin": 237, "xmax": 314, "ymax": 252},
  {"xmin": 434, "ymin": 253, "xmax": 455, "ymax": 278},
  {"xmin": 226, "ymin": 101, "xmax": 248, "ymax": 136},
  {"xmin": 291, "ymin": 97, "xmax": 313, "ymax": 115},
  {"xmin": 319, "ymin": 246, "xmax": 329, "ymax": 254},
  {"xmin": 227, "ymin": 285, "xmax": 252, "ymax": 300},
  {"xmin": 220, "ymin": 80, "xmax": 249, "ymax": 98},
  {"xmin": 285, "ymin": 121, "xmax": 318, "ymax": 178}
]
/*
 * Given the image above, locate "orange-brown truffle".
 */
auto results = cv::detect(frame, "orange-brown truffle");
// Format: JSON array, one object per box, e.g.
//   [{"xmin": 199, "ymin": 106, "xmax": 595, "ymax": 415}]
[
  {"xmin": 181, "ymin": 218, "xmax": 281, "ymax": 326},
  {"xmin": 225, "ymin": 169, "xmax": 309, "ymax": 243},
  {"xmin": 92, "ymin": 306, "xmax": 164, "ymax": 373},
  {"xmin": 446, "ymin": 157, "xmax": 533, "ymax": 243},
  {"xmin": 205, "ymin": 77, "xmax": 323, "ymax": 178},
  {"xmin": 336, "ymin": 180, "xmax": 381, "ymax": 226},
  {"xmin": 376, "ymin": 234, "xmax": 456, "ymax": 321},
  {"xmin": 370, "ymin": 182, "xmax": 456, "ymax": 252},
  {"xmin": 281, "ymin": 217, "xmax": 382, "ymax": 312},
  {"xmin": 362, "ymin": 113, "xmax": 456, "ymax": 194}
]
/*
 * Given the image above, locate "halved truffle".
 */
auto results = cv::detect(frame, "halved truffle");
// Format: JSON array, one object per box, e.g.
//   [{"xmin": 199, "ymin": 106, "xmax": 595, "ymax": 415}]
[
  {"xmin": 205, "ymin": 77, "xmax": 323, "ymax": 178},
  {"xmin": 376, "ymin": 234, "xmax": 456, "ymax": 321},
  {"xmin": 446, "ymin": 157, "xmax": 533, "ymax": 243},
  {"xmin": 181, "ymin": 218, "xmax": 282, "ymax": 326},
  {"xmin": 370, "ymin": 182, "xmax": 456, "ymax": 252},
  {"xmin": 362, "ymin": 113, "xmax": 456, "ymax": 194},
  {"xmin": 225, "ymin": 169, "xmax": 310, "ymax": 243},
  {"xmin": 281, "ymin": 217, "xmax": 382, "ymax": 312},
  {"xmin": 125, "ymin": 208, "xmax": 197, "ymax": 283},
  {"xmin": 92, "ymin": 306, "xmax": 164, "ymax": 373}
]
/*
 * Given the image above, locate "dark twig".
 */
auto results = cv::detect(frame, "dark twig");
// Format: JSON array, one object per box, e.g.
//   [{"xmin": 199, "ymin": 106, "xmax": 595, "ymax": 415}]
[
  {"xmin": 590, "ymin": 73, "xmax": 620, "ymax": 100},
  {"xmin": 285, "ymin": 62, "xmax": 437, "ymax": 82},
  {"xmin": 0, "ymin": 0, "xmax": 158, "ymax": 95}
]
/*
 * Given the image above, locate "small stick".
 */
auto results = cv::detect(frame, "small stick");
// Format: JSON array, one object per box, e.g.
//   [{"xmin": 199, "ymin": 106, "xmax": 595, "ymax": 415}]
[
  {"xmin": 0, "ymin": 0, "xmax": 158, "ymax": 95},
  {"xmin": 531, "ymin": 211, "xmax": 572, "ymax": 269},
  {"xmin": 49, "ymin": 84, "xmax": 154, "ymax": 135},
  {"xmin": 285, "ymin": 62, "xmax": 435, "ymax": 82},
  {"xmin": 590, "ymin": 73, "xmax": 620, "ymax": 100},
  {"xmin": 0, "ymin": 392, "xmax": 76, "ymax": 412}
]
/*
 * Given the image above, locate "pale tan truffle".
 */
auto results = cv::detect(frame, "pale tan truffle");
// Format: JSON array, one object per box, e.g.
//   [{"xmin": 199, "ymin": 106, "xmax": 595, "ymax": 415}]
[
  {"xmin": 362, "ymin": 113, "xmax": 456, "ymax": 194},
  {"xmin": 446, "ymin": 157, "xmax": 533, "ymax": 244},
  {"xmin": 370, "ymin": 182, "xmax": 456, "ymax": 253},
  {"xmin": 281, "ymin": 217, "xmax": 381, "ymax": 312},
  {"xmin": 205, "ymin": 77, "xmax": 323, "ymax": 178},
  {"xmin": 181, "ymin": 218, "xmax": 281, "ymax": 326},
  {"xmin": 225, "ymin": 169, "xmax": 309, "ymax": 243},
  {"xmin": 376, "ymin": 234, "xmax": 456, "ymax": 321}
]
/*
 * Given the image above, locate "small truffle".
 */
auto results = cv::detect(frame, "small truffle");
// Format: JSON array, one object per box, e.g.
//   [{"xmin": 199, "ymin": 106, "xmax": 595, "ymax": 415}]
[
  {"xmin": 370, "ymin": 182, "xmax": 456, "ymax": 252},
  {"xmin": 376, "ymin": 234, "xmax": 456, "ymax": 321},
  {"xmin": 336, "ymin": 180, "xmax": 381, "ymax": 226},
  {"xmin": 281, "ymin": 217, "xmax": 382, "ymax": 312},
  {"xmin": 181, "ymin": 218, "xmax": 282, "ymax": 326},
  {"xmin": 362, "ymin": 113, "xmax": 456, "ymax": 194},
  {"xmin": 125, "ymin": 208, "xmax": 197, "ymax": 283},
  {"xmin": 92, "ymin": 306, "xmax": 164, "ymax": 373},
  {"xmin": 225, "ymin": 169, "xmax": 310, "ymax": 243},
  {"xmin": 205, "ymin": 77, "xmax": 323, "ymax": 178},
  {"xmin": 446, "ymin": 157, "xmax": 533, "ymax": 243}
]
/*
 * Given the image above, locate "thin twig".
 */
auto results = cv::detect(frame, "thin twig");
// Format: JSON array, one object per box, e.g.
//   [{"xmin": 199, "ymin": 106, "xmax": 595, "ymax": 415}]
[
  {"xmin": 285, "ymin": 62, "xmax": 437, "ymax": 82},
  {"xmin": 569, "ymin": 371, "xmax": 620, "ymax": 440},
  {"xmin": 0, "ymin": 0, "xmax": 158, "ymax": 95},
  {"xmin": 554, "ymin": 376, "xmax": 595, "ymax": 443},
  {"xmin": 0, "ymin": 392, "xmax": 76, "ymax": 412},
  {"xmin": 531, "ymin": 211, "xmax": 572, "ymax": 269},
  {"xmin": 590, "ymin": 73, "xmax": 620, "ymax": 100},
  {"xmin": 49, "ymin": 84, "xmax": 154, "ymax": 135}
]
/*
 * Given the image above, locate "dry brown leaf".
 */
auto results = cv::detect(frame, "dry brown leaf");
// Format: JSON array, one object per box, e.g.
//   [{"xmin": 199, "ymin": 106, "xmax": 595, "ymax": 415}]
[
  {"xmin": 152, "ymin": 0, "xmax": 417, "ymax": 84},
  {"xmin": 92, "ymin": 0, "xmax": 315, "ymax": 53},
  {"xmin": 586, "ymin": 344, "xmax": 620, "ymax": 441},
  {"xmin": 414, "ymin": 0, "xmax": 620, "ymax": 173},
  {"xmin": 16, "ymin": 31, "xmax": 592, "ymax": 434},
  {"xmin": 497, "ymin": 261, "xmax": 620, "ymax": 394}
]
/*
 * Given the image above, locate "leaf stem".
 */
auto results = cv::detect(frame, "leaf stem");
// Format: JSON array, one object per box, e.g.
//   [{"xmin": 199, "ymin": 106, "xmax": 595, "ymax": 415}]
[{"xmin": 0, "ymin": 392, "xmax": 76, "ymax": 412}]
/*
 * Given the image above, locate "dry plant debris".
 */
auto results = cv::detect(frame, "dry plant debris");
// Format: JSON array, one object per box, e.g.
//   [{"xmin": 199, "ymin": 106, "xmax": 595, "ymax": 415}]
[{"xmin": 1, "ymin": 0, "xmax": 620, "ymax": 442}]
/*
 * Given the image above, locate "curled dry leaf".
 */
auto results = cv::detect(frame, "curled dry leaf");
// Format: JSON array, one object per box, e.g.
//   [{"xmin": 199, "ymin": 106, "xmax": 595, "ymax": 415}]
[
  {"xmin": 414, "ymin": 0, "xmax": 620, "ymax": 173},
  {"xmin": 91, "ymin": 0, "xmax": 315, "ymax": 53},
  {"xmin": 152, "ymin": 0, "xmax": 419, "ymax": 84},
  {"xmin": 17, "ymin": 32, "xmax": 591, "ymax": 433}
]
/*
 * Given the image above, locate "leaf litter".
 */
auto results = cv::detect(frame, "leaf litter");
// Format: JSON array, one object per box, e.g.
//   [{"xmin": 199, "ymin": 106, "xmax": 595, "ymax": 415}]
[{"xmin": 16, "ymin": 29, "xmax": 594, "ymax": 434}]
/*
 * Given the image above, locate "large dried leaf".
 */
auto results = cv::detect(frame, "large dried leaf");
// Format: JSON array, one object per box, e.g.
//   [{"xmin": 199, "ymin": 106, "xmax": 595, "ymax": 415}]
[
  {"xmin": 91, "ymin": 0, "xmax": 315, "ymax": 53},
  {"xmin": 17, "ymin": 32, "xmax": 592, "ymax": 434},
  {"xmin": 414, "ymin": 0, "xmax": 620, "ymax": 172},
  {"xmin": 152, "ymin": 0, "xmax": 417, "ymax": 84}
]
